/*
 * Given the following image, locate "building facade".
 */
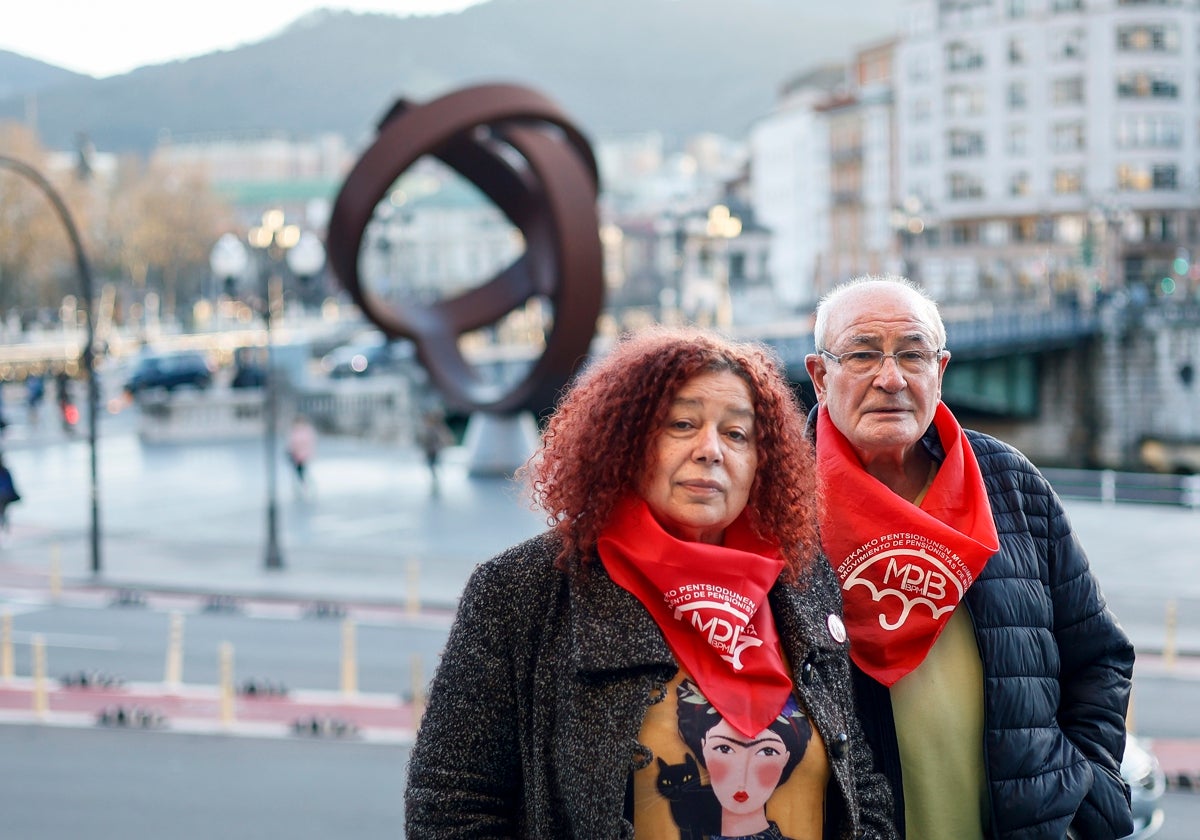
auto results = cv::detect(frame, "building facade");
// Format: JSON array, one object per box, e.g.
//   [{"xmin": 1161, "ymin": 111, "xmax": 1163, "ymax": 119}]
[{"xmin": 895, "ymin": 0, "xmax": 1200, "ymax": 305}]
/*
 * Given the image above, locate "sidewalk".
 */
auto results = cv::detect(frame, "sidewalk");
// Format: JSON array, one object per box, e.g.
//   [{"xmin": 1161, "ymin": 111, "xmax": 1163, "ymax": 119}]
[{"xmin": 0, "ymin": 429, "xmax": 547, "ymax": 608}]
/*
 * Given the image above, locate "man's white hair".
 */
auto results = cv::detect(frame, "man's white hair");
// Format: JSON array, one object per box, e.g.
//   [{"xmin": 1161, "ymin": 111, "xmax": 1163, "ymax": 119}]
[{"xmin": 813, "ymin": 275, "xmax": 947, "ymax": 351}]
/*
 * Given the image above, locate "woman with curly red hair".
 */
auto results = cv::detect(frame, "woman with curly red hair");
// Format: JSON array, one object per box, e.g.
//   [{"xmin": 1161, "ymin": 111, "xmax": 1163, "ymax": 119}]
[{"xmin": 405, "ymin": 326, "xmax": 896, "ymax": 840}]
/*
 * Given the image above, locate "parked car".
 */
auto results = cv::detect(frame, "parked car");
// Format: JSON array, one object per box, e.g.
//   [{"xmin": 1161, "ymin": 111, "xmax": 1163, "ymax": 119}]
[
  {"xmin": 1121, "ymin": 734, "xmax": 1166, "ymax": 840},
  {"xmin": 320, "ymin": 336, "xmax": 415, "ymax": 379},
  {"xmin": 123, "ymin": 351, "xmax": 213, "ymax": 396}
]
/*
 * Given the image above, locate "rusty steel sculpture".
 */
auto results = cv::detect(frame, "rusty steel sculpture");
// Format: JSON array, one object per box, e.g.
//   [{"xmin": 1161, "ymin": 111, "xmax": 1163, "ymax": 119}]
[{"xmin": 325, "ymin": 84, "xmax": 605, "ymax": 416}]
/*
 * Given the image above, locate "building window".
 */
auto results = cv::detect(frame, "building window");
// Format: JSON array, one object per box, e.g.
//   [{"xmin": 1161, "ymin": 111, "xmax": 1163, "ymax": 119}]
[
  {"xmin": 948, "ymin": 129, "xmax": 986, "ymax": 157},
  {"xmin": 1154, "ymin": 164, "xmax": 1178, "ymax": 189},
  {"xmin": 947, "ymin": 85, "xmax": 986, "ymax": 116},
  {"xmin": 908, "ymin": 53, "xmax": 932, "ymax": 82},
  {"xmin": 1008, "ymin": 124, "xmax": 1028, "ymax": 154},
  {"xmin": 1009, "ymin": 81, "xmax": 1028, "ymax": 109},
  {"xmin": 1010, "ymin": 171, "xmax": 1031, "ymax": 196},
  {"xmin": 1117, "ymin": 162, "xmax": 1179, "ymax": 190},
  {"xmin": 1052, "ymin": 76, "xmax": 1085, "ymax": 105},
  {"xmin": 947, "ymin": 41, "xmax": 985, "ymax": 72},
  {"xmin": 1008, "ymin": 0, "xmax": 1029, "ymax": 17},
  {"xmin": 909, "ymin": 140, "xmax": 932, "ymax": 164},
  {"xmin": 949, "ymin": 172, "xmax": 985, "ymax": 199},
  {"xmin": 1051, "ymin": 28, "xmax": 1087, "ymax": 60},
  {"xmin": 1116, "ymin": 114, "xmax": 1182, "ymax": 148},
  {"xmin": 1052, "ymin": 121, "xmax": 1086, "ymax": 152},
  {"xmin": 1117, "ymin": 70, "xmax": 1179, "ymax": 99},
  {"xmin": 911, "ymin": 97, "xmax": 933, "ymax": 122},
  {"xmin": 1050, "ymin": 0, "xmax": 1084, "ymax": 11},
  {"xmin": 1009, "ymin": 37, "xmax": 1027, "ymax": 65},
  {"xmin": 948, "ymin": 222, "xmax": 979, "ymax": 244},
  {"xmin": 1117, "ymin": 0, "xmax": 1181, "ymax": 6},
  {"xmin": 1118, "ymin": 23, "xmax": 1180, "ymax": 52},
  {"xmin": 1012, "ymin": 217, "xmax": 1039, "ymax": 242},
  {"xmin": 1053, "ymin": 168, "xmax": 1084, "ymax": 194},
  {"xmin": 1142, "ymin": 213, "xmax": 1177, "ymax": 242}
]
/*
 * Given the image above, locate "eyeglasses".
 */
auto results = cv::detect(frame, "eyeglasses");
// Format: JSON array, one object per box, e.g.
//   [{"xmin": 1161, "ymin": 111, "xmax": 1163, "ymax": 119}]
[{"xmin": 818, "ymin": 348, "xmax": 946, "ymax": 376}]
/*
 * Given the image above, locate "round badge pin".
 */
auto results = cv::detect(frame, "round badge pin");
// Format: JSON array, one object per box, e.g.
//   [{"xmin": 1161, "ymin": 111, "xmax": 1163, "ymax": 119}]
[{"xmin": 827, "ymin": 614, "xmax": 847, "ymax": 644}]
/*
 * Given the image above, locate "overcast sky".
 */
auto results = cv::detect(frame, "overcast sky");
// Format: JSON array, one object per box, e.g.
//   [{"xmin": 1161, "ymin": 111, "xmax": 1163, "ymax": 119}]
[{"xmin": 1, "ymin": 1, "xmax": 487, "ymax": 78}]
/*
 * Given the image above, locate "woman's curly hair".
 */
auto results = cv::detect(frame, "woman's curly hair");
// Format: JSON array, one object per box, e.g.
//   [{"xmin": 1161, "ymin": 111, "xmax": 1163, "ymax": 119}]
[{"xmin": 518, "ymin": 326, "xmax": 821, "ymax": 582}]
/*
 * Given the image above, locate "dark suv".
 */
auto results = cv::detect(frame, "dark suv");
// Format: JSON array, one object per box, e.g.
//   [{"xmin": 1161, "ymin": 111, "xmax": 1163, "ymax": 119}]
[{"xmin": 124, "ymin": 351, "xmax": 213, "ymax": 396}]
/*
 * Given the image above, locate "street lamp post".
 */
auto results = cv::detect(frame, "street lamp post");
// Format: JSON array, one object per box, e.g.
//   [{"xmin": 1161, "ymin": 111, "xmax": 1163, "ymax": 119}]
[
  {"xmin": 0, "ymin": 155, "xmax": 103, "ymax": 575},
  {"xmin": 247, "ymin": 210, "xmax": 303, "ymax": 570},
  {"xmin": 705, "ymin": 204, "xmax": 742, "ymax": 329}
]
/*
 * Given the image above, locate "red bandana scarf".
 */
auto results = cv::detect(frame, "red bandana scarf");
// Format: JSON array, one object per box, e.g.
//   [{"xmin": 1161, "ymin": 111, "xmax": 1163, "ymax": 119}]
[
  {"xmin": 816, "ymin": 402, "xmax": 999, "ymax": 686},
  {"xmin": 597, "ymin": 497, "xmax": 792, "ymax": 738}
]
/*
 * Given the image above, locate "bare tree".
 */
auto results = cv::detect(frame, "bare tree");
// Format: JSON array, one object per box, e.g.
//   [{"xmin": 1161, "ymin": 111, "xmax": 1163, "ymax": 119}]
[
  {"xmin": 0, "ymin": 124, "xmax": 81, "ymax": 320},
  {"xmin": 105, "ymin": 157, "xmax": 234, "ymax": 325}
]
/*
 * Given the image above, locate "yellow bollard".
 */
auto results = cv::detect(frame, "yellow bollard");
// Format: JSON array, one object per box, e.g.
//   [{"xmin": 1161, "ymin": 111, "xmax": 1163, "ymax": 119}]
[
  {"xmin": 218, "ymin": 642, "xmax": 235, "ymax": 726},
  {"xmin": 340, "ymin": 618, "xmax": 358, "ymax": 697},
  {"xmin": 49, "ymin": 544, "xmax": 62, "ymax": 603},
  {"xmin": 32, "ymin": 633, "xmax": 48, "ymax": 719},
  {"xmin": 164, "ymin": 611, "xmax": 184, "ymax": 689},
  {"xmin": 406, "ymin": 559, "xmax": 420, "ymax": 617},
  {"xmin": 1163, "ymin": 599, "xmax": 1178, "ymax": 672},
  {"xmin": 410, "ymin": 654, "xmax": 425, "ymax": 726},
  {"xmin": 1, "ymin": 609, "xmax": 12, "ymax": 683}
]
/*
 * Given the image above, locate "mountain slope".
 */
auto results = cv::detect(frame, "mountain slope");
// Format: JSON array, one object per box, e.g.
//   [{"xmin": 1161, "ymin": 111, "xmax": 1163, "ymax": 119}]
[{"xmin": 0, "ymin": 0, "xmax": 901, "ymax": 153}]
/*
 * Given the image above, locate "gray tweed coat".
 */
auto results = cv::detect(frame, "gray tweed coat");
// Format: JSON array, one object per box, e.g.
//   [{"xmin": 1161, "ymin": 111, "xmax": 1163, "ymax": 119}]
[{"xmin": 405, "ymin": 532, "xmax": 897, "ymax": 839}]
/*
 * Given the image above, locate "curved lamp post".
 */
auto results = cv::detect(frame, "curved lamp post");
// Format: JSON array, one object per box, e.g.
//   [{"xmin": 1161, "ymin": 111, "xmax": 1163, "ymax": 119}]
[{"xmin": 0, "ymin": 155, "xmax": 102, "ymax": 574}]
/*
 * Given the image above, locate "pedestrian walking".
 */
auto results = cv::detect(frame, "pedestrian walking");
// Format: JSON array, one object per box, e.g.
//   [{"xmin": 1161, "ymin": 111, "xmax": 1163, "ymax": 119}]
[
  {"xmin": 55, "ymin": 370, "xmax": 77, "ymax": 434},
  {"xmin": 0, "ymin": 453, "xmax": 22, "ymax": 542},
  {"xmin": 286, "ymin": 414, "xmax": 317, "ymax": 496},
  {"xmin": 415, "ymin": 408, "xmax": 454, "ymax": 496},
  {"xmin": 25, "ymin": 374, "xmax": 45, "ymax": 426}
]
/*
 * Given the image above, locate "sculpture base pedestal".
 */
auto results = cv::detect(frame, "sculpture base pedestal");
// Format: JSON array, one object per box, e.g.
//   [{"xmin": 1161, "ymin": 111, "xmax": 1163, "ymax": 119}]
[{"xmin": 463, "ymin": 412, "xmax": 541, "ymax": 477}]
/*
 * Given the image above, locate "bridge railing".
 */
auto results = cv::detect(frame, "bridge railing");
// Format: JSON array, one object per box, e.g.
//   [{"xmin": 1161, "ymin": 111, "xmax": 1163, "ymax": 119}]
[{"xmin": 1040, "ymin": 467, "xmax": 1200, "ymax": 509}]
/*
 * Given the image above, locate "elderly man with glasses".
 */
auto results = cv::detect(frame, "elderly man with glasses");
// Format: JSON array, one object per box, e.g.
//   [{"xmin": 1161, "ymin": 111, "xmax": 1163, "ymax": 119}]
[{"xmin": 804, "ymin": 276, "xmax": 1134, "ymax": 840}]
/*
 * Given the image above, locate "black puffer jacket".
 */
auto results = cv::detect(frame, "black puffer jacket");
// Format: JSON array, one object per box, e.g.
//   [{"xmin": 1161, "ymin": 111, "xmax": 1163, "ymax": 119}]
[{"xmin": 850, "ymin": 429, "xmax": 1135, "ymax": 840}]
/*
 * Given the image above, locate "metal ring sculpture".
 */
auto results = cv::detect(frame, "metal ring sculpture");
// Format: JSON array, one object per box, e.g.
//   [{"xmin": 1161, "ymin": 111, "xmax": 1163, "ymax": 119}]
[{"xmin": 325, "ymin": 84, "xmax": 605, "ymax": 415}]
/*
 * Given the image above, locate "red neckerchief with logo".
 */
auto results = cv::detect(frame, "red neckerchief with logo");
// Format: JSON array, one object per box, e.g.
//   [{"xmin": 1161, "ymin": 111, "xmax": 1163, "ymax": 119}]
[
  {"xmin": 816, "ymin": 402, "xmax": 999, "ymax": 686},
  {"xmin": 597, "ymin": 496, "xmax": 792, "ymax": 738}
]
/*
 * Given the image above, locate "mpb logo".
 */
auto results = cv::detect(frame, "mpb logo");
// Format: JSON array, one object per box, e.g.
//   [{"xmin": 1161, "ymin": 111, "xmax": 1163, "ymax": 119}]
[{"xmin": 842, "ymin": 548, "xmax": 965, "ymax": 631}]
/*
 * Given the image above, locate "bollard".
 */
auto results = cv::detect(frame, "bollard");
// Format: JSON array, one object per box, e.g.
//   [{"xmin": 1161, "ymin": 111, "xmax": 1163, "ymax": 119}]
[
  {"xmin": 49, "ymin": 544, "xmax": 62, "ymax": 603},
  {"xmin": 218, "ymin": 642, "xmax": 235, "ymax": 726},
  {"xmin": 164, "ymin": 611, "xmax": 184, "ymax": 690},
  {"xmin": 1163, "ymin": 599, "xmax": 1178, "ymax": 672},
  {"xmin": 406, "ymin": 559, "xmax": 420, "ymax": 617},
  {"xmin": 32, "ymin": 634, "xmax": 48, "ymax": 719},
  {"xmin": 1100, "ymin": 470, "xmax": 1116, "ymax": 505},
  {"xmin": 1, "ymin": 609, "xmax": 12, "ymax": 683},
  {"xmin": 340, "ymin": 618, "xmax": 358, "ymax": 697},
  {"xmin": 410, "ymin": 654, "xmax": 425, "ymax": 726},
  {"xmin": 1184, "ymin": 474, "xmax": 1200, "ymax": 510}
]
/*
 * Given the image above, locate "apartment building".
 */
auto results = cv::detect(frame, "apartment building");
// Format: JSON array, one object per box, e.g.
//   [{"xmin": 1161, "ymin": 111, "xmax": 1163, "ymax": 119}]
[
  {"xmin": 749, "ymin": 0, "xmax": 1200, "ymax": 309},
  {"xmin": 896, "ymin": 0, "xmax": 1200, "ymax": 304}
]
